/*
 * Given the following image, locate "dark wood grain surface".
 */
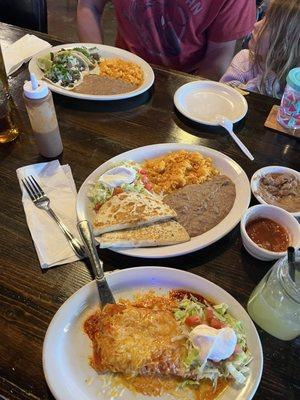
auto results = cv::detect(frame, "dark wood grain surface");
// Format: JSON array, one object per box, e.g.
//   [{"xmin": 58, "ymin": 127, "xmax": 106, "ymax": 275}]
[{"xmin": 0, "ymin": 22, "xmax": 299, "ymax": 400}]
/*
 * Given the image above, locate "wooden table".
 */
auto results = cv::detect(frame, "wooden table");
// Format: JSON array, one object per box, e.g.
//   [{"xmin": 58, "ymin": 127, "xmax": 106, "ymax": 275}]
[{"xmin": 0, "ymin": 23, "xmax": 299, "ymax": 400}]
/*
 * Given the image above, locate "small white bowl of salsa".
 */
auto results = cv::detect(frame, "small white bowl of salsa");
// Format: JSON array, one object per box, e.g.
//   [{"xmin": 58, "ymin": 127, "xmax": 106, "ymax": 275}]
[{"xmin": 240, "ymin": 204, "xmax": 300, "ymax": 261}]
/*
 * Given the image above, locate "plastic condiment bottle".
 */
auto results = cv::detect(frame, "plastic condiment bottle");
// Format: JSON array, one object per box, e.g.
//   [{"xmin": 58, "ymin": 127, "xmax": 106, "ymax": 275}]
[
  {"xmin": 23, "ymin": 73, "xmax": 63, "ymax": 158},
  {"xmin": 277, "ymin": 67, "xmax": 300, "ymax": 131}
]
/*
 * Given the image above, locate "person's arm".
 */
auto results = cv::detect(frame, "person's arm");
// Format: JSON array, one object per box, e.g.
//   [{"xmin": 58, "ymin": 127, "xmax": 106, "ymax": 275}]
[
  {"xmin": 196, "ymin": 40, "xmax": 236, "ymax": 81},
  {"xmin": 77, "ymin": 0, "xmax": 108, "ymax": 43},
  {"xmin": 220, "ymin": 49, "xmax": 252, "ymax": 86},
  {"xmin": 197, "ymin": 0, "xmax": 256, "ymax": 80}
]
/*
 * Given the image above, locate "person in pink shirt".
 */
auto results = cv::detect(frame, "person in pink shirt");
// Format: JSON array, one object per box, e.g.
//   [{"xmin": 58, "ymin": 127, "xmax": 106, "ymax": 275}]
[
  {"xmin": 221, "ymin": 0, "xmax": 300, "ymax": 98},
  {"xmin": 77, "ymin": 0, "xmax": 256, "ymax": 80}
]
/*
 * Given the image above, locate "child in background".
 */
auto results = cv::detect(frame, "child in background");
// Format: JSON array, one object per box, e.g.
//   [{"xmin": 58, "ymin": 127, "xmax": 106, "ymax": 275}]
[
  {"xmin": 242, "ymin": 0, "xmax": 268, "ymax": 49},
  {"xmin": 220, "ymin": 0, "xmax": 300, "ymax": 99}
]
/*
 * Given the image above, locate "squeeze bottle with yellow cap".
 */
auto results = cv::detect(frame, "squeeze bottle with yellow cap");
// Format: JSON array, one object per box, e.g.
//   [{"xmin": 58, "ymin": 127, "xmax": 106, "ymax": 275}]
[{"xmin": 23, "ymin": 73, "xmax": 63, "ymax": 158}]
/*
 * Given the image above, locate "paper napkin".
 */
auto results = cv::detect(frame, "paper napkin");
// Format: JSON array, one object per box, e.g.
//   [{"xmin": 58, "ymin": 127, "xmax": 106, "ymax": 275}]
[
  {"xmin": 16, "ymin": 160, "xmax": 83, "ymax": 269},
  {"xmin": 2, "ymin": 34, "xmax": 52, "ymax": 75}
]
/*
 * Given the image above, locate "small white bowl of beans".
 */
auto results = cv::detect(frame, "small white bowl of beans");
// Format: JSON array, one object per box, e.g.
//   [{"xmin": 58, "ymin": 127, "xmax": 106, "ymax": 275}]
[{"xmin": 251, "ymin": 166, "xmax": 300, "ymax": 218}]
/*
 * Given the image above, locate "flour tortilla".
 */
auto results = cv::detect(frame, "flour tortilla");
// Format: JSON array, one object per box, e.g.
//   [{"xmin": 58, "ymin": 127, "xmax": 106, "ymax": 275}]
[
  {"xmin": 93, "ymin": 191, "xmax": 177, "ymax": 235},
  {"xmin": 99, "ymin": 220, "xmax": 190, "ymax": 248},
  {"xmin": 39, "ymin": 50, "xmax": 89, "ymax": 90}
]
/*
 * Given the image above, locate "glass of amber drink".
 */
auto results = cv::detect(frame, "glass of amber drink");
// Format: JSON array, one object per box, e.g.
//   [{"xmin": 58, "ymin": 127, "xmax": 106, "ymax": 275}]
[{"xmin": 0, "ymin": 43, "xmax": 19, "ymax": 144}]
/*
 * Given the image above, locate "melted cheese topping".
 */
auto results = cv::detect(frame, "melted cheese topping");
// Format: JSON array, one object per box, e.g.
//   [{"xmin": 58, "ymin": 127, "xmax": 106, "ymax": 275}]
[{"xmin": 84, "ymin": 293, "xmax": 186, "ymax": 376}]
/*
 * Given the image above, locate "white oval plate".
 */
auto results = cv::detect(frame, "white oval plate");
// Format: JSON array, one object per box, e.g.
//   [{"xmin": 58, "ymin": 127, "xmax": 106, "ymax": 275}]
[
  {"xmin": 174, "ymin": 81, "xmax": 248, "ymax": 125},
  {"xmin": 251, "ymin": 165, "xmax": 300, "ymax": 218},
  {"xmin": 43, "ymin": 267, "xmax": 263, "ymax": 400},
  {"xmin": 28, "ymin": 43, "xmax": 155, "ymax": 101},
  {"xmin": 76, "ymin": 143, "xmax": 251, "ymax": 258}
]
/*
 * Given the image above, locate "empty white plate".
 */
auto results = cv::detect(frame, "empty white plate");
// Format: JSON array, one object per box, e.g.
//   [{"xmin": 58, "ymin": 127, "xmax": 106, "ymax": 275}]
[{"xmin": 174, "ymin": 81, "xmax": 248, "ymax": 125}]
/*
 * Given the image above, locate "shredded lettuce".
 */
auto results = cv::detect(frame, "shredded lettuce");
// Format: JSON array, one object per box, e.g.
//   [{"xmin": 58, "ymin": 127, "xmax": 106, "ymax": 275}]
[
  {"xmin": 175, "ymin": 298, "xmax": 205, "ymax": 322},
  {"xmin": 177, "ymin": 379, "xmax": 200, "ymax": 390},
  {"xmin": 226, "ymin": 362, "xmax": 247, "ymax": 384},
  {"xmin": 183, "ymin": 348, "xmax": 201, "ymax": 370},
  {"xmin": 88, "ymin": 160, "xmax": 150, "ymax": 209},
  {"xmin": 88, "ymin": 182, "xmax": 113, "ymax": 207},
  {"xmin": 122, "ymin": 181, "xmax": 146, "ymax": 194},
  {"xmin": 213, "ymin": 303, "xmax": 228, "ymax": 315},
  {"xmin": 173, "ymin": 296, "xmax": 251, "ymax": 388}
]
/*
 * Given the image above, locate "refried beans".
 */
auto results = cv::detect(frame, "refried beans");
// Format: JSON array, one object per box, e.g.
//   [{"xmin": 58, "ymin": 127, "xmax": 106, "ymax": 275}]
[
  {"xmin": 164, "ymin": 175, "xmax": 236, "ymax": 237},
  {"xmin": 73, "ymin": 74, "xmax": 138, "ymax": 95}
]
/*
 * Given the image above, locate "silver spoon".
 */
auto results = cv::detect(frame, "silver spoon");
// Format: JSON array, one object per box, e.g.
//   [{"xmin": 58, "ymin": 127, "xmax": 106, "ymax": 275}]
[
  {"xmin": 216, "ymin": 115, "xmax": 254, "ymax": 161},
  {"xmin": 77, "ymin": 220, "xmax": 115, "ymax": 306}
]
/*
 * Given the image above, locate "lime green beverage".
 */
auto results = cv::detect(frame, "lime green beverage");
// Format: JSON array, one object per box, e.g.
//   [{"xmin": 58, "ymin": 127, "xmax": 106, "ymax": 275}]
[{"xmin": 247, "ymin": 254, "xmax": 300, "ymax": 341}]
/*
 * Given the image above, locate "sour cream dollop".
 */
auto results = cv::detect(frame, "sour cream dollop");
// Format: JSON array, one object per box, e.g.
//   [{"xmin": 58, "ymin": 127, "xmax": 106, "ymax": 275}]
[
  {"xmin": 189, "ymin": 324, "xmax": 237, "ymax": 362},
  {"xmin": 99, "ymin": 166, "xmax": 137, "ymax": 188}
]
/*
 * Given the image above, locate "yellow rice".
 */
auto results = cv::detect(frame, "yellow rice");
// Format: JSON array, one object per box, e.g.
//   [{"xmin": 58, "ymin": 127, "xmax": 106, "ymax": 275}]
[
  {"xmin": 143, "ymin": 150, "xmax": 220, "ymax": 195},
  {"xmin": 99, "ymin": 58, "xmax": 144, "ymax": 86}
]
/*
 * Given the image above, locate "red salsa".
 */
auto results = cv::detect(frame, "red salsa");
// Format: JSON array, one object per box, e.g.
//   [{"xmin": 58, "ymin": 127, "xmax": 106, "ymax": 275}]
[
  {"xmin": 169, "ymin": 289, "xmax": 205, "ymax": 303},
  {"xmin": 246, "ymin": 217, "xmax": 290, "ymax": 252}
]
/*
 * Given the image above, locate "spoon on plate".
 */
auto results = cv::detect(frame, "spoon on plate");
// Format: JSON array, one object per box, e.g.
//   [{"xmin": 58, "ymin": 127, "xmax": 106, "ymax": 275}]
[
  {"xmin": 216, "ymin": 115, "xmax": 254, "ymax": 161},
  {"xmin": 78, "ymin": 220, "xmax": 115, "ymax": 306}
]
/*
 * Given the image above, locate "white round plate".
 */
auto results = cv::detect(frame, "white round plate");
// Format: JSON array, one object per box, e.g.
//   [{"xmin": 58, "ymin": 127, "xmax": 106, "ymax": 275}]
[
  {"xmin": 77, "ymin": 143, "xmax": 251, "ymax": 258},
  {"xmin": 174, "ymin": 81, "xmax": 248, "ymax": 125},
  {"xmin": 251, "ymin": 165, "xmax": 300, "ymax": 218},
  {"xmin": 28, "ymin": 43, "xmax": 155, "ymax": 101},
  {"xmin": 43, "ymin": 267, "xmax": 263, "ymax": 400}
]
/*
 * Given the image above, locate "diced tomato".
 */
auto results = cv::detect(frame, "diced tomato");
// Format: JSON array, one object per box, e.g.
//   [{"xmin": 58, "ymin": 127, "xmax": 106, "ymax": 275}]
[
  {"xmin": 139, "ymin": 169, "xmax": 147, "ymax": 175},
  {"xmin": 228, "ymin": 345, "xmax": 242, "ymax": 361},
  {"xmin": 205, "ymin": 308, "xmax": 214, "ymax": 323},
  {"xmin": 234, "ymin": 344, "xmax": 242, "ymax": 354},
  {"xmin": 210, "ymin": 317, "xmax": 223, "ymax": 329},
  {"xmin": 113, "ymin": 187, "xmax": 123, "ymax": 195},
  {"xmin": 144, "ymin": 182, "xmax": 153, "ymax": 191},
  {"xmin": 185, "ymin": 315, "xmax": 202, "ymax": 327},
  {"xmin": 141, "ymin": 175, "xmax": 148, "ymax": 184},
  {"xmin": 205, "ymin": 309, "xmax": 225, "ymax": 329},
  {"xmin": 94, "ymin": 203, "xmax": 101, "ymax": 212}
]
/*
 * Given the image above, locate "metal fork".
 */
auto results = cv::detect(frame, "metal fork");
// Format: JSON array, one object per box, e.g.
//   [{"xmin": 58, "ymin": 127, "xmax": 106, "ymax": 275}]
[{"xmin": 22, "ymin": 175, "xmax": 86, "ymax": 259}]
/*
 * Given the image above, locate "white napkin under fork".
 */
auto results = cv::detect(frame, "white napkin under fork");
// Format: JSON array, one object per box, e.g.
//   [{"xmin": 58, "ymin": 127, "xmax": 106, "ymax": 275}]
[{"xmin": 16, "ymin": 160, "xmax": 83, "ymax": 269}]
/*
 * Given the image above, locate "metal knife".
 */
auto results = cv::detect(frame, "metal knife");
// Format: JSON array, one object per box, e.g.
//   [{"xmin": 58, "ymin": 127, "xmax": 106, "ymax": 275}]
[{"xmin": 77, "ymin": 220, "xmax": 115, "ymax": 306}]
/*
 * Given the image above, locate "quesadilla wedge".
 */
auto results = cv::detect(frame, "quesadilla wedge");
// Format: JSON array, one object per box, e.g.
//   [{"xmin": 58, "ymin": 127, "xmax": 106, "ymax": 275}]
[
  {"xmin": 99, "ymin": 220, "xmax": 190, "ymax": 248},
  {"xmin": 93, "ymin": 192, "xmax": 177, "ymax": 235}
]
